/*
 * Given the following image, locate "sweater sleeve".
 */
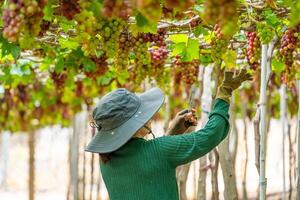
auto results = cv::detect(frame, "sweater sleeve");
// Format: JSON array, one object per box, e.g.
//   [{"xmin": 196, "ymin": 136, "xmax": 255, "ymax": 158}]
[{"xmin": 153, "ymin": 98, "xmax": 230, "ymax": 167}]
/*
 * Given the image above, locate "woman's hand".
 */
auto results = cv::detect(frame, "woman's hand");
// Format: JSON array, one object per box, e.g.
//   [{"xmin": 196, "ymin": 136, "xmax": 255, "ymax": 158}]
[
  {"xmin": 217, "ymin": 69, "xmax": 253, "ymax": 103},
  {"xmin": 166, "ymin": 109, "xmax": 198, "ymax": 136}
]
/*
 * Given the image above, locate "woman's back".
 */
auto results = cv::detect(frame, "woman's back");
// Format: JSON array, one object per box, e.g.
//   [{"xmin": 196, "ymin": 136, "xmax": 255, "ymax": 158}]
[{"xmin": 100, "ymin": 137, "xmax": 179, "ymax": 200}]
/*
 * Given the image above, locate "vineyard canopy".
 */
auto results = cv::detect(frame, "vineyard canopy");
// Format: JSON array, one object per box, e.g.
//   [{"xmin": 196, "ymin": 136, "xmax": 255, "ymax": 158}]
[{"xmin": 0, "ymin": 0, "xmax": 300, "ymax": 132}]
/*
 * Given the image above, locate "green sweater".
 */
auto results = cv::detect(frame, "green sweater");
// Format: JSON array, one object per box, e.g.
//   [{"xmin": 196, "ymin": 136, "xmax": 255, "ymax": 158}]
[{"xmin": 100, "ymin": 98, "xmax": 230, "ymax": 200}]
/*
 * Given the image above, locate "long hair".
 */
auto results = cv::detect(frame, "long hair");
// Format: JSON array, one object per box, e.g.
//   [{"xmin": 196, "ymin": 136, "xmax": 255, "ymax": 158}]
[{"xmin": 99, "ymin": 152, "xmax": 113, "ymax": 163}]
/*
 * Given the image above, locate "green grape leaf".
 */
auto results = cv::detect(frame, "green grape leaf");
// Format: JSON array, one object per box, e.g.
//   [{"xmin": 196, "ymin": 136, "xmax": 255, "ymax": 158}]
[
  {"xmin": 199, "ymin": 54, "xmax": 213, "ymax": 65},
  {"xmin": 263, "ymin": 9, "xmax": 281, "ymax": 27},
  {"xmin": 43, "ymin": 0, "xmax": 54, "ymax": 21},
  {"xmin": 58, "ymin": 38, "xmax": 79, "ymax": 50},
  {"xmin": 193, "ymin": 26, "xmax": 209, "ymax": 37},
  {"xmin": 116, "ymin": 71, "xmax": 129, "ymax": 85},
  {"xmin": 133, "ymin": 13, "xmax": 157, "ymax": 34},
  {"xmin": 89, "ymin": 0, "xmax": 103, "ymax": 18},
  {"xmin": 222, "ymin": 50, "xmax": 237, "ymax": 69},
  {"xmin": 169, "ymin": 34, "xmax": 188, "ymax": 43},
  {"xmin": 272, "ymin": 59, "xmax": 285, "ymax": 74},
  {"xmin": 171, "ymin": 43, "xmax": 186, "ymax": 56},
  {"xmin": 55, "ymin": 57, "xmax": 65, "ymax": 72},
  {"xmin": 297, "ymin": 71, "xmax": 300, "ymax": 80},
  {"xmin": 186, "ymin": 38, "xmax": 199, "ymax": 60},
  {"xmin": 59, "ymin": 18, "xmax": 76, "ymax": 33},
  {"xmin": 288, "ymin": 0, "xmax": 300, "ymax": 26},
  {"xmin": 0, "ymin": 35, "xmax": 21, "ymax": 59},
  {"xmin": 40, "ymin": 57, "xmax": 53, "ymax": 71},
  {"xmin": 170, "ymin": 36, "xmax": 199, "ymax": 62},
  {"xmin": 81, "ymin": 57, "xmax": 96, "ymax": 72},
  {"xmin": 97, "ymin": 71, "xmax": 113, "ymax": 85}
]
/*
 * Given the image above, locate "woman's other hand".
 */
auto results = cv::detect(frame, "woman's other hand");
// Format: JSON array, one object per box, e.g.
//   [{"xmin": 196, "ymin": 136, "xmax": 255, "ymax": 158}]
[{"xmin": 166, "ymin": 109, "xmax": 197, "ymax": 136}]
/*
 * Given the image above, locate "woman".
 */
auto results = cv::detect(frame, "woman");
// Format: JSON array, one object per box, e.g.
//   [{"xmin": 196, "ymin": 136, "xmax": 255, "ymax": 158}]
[{"xmin": 85, "ymin": 69, "xmax": 252, "ymax": 200}]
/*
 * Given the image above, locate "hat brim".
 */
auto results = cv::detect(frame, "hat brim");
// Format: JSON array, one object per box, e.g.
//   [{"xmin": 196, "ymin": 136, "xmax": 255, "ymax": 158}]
[{"xmin": 85, "ymin": 87, "xmax": 165, "ymax": 153}]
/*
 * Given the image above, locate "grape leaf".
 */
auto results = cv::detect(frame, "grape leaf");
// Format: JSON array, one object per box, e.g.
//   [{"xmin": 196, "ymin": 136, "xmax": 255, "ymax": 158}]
[
  {"xmin": 169, "ymin": 34, "xmax": 188, "ymax": 43},
  {"xmin": 170, "ymin": 36, "xmax": 199, "ymax": 62},
  {"xmin": 186, "ymin": 38, "xmax": 199, "ymax": 60},
  {"xmin": 0, "ymin": 35, "xmax": 21, "ymax": 59},
  {"xmin": 272, "ymin": 59, "xmax": 284, "ymax": 74},
  {"xmin": 263, "ymin": 9, "xmax": 280, "ymax": 27},
  {"xmin": 55, "ymin": 57, "xmax": 65, "ymax": 72},
  {"xmin": 287, "ymin": 0, "xmax": 300, "ymax": 26},
  {"xmin": 58, "ymin": 38, "xmax": 79, "ymax": 50},
  {"xmin": 199, "ymin": 54, "xmax": 213, "ymax": 65},
  {"xmin": 133, "ymin": 13, "xmax": 157, "ymax": 34},
  {"xmin": 296, "ymin": 71, "xmax": 300, "ymax": 80},
  {"xmin": 171, "ymin": 43, "xmax": 186, "ymax": 56},
  {"xmin": 116, "ymin": 71, "xmax": 129, "ymax": 85},
  {"xmin": 59, "ymin": 18, "xmax": 76, "ymax": 33},
  {"xmin": 43, "ymin": 0, "xmax": 54, "ymax": 21},
  {"xmin": 193, "ymin": 26, "xmax": 209, "ymax": 37},
  {"xmin": 81, "ymin": 57, "xmax": 96, "ymax": 72},
  {"xmin": 222, "ymin": 50, "xmax": 237, "ymax": 69},
  {"xmin": 97, "ymin": 71, "xmax": 113, "ymax": 85}
]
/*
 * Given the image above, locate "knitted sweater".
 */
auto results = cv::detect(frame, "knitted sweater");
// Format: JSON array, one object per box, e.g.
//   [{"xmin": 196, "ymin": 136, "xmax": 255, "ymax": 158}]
[{"xmin": 100, "ymin": 98, "xmax": 230, "ymax": 200}]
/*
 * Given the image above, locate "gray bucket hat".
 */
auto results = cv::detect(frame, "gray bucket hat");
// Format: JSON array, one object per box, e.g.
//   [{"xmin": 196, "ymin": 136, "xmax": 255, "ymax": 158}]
[{"xmin": 85, "ymin": 87, "xmax": 165, "ymax": 153}]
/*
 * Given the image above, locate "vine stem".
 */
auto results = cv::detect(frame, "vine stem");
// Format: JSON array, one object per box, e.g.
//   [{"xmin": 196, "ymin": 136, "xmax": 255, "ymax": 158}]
[
  {"xmin": 259, "ymin": 44, "xmax": 268, "ymax": 200},
  {"xmin": 296, "ymin": 79, "xmax": 300, "ymax": 200},
  {"xmin": 280, "ymin": 84, "xmax": 287, "ymax": 200}
]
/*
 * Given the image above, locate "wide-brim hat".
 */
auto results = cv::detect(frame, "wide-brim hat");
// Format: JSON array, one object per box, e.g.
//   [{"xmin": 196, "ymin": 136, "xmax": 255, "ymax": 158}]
[{"xmin": 85, "ymin": 87, "xmax": 165, "ymax": 153}]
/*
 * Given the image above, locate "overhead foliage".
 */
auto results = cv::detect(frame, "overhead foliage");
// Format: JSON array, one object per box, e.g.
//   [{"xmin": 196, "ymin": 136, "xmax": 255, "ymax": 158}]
[{"xmin": 0, "ymin": 0, "xmax": 299, "ymax": 132}]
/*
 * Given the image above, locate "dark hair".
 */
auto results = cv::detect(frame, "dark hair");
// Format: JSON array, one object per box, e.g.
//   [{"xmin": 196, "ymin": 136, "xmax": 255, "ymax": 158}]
[{"xmin": 99, "ymin": 152, "xmax": 114, "ymax": 163}]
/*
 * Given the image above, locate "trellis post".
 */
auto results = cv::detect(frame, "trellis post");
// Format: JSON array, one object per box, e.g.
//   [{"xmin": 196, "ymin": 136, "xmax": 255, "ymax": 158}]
[
  {"xmin": 259, "ymin": 44, "xmax": 268, "ymax": 200},
  {"xmin": 296, "ymin": 80, "xmax": 300, "ymax": 200}
]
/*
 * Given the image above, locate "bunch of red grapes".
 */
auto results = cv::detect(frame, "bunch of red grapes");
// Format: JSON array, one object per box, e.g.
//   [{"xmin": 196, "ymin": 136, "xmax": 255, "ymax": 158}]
[
  {"xmin": 50, "ymin": 71, "xmax": 68, "ymax": 92},
  {"xmin": 150, "ymin": 47, "xmax": 168, "ymax": 65},
  {"xmin": 149, "ymin": 46, "xmax": 168, "ymax": 76},
  {"xmin": 102, "ymin": 0, "xmax": 132, "ymax": 20},
  {"xmin": 2, "ymin": 0, "xmax": 47, "ymax": 42},
  {"xmin": 279, "ymin": 28, "xmax": 299, "ymax": 66},
  {"xmin": 246, "ymin": 31, "xmax": 261, "ymax": 70},
  {"xmin": 38, "ymin": 20, "xmax": 51, "ymax": 36},
  {"xmin": 59, "ymin": 0, "xmax": 80, "ymax": 20},
  {"xmin": 84, "ymin": 56, "xmax": 109, "ymax": 81},
  {"xmin": 174, "ymin": 56, "xmax": 199, "ymax": 85},
  {"xmin": 138, "ymin": 29, "xmax": 167, "ymax": 47},
  {"xmin": 75, "ymin": 81, "xmax": 83, "ymax": 97},
  {"xmin": 149, "ymin": 46, "xmax": 169, "ymax": 84},
  {"xmin": 164, "ymin": 0, "xmax": 195, "ymax": 11},
  {"xmin": 279, "ymin": 24, "xmax": 300, "ymax": 88},
  {"xmin": 2, "ymin": 0, "xmax": 25, "ymax": 42},
  {"xmin": 17, "ymin": 84, "xmax": 28, "ymax": 104}
]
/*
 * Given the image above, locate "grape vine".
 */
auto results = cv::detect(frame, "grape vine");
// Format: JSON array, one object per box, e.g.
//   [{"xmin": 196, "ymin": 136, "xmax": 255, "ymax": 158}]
[{"xmin": 2, "ymin": 0, "xmax": 47, "ymax": 42}]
